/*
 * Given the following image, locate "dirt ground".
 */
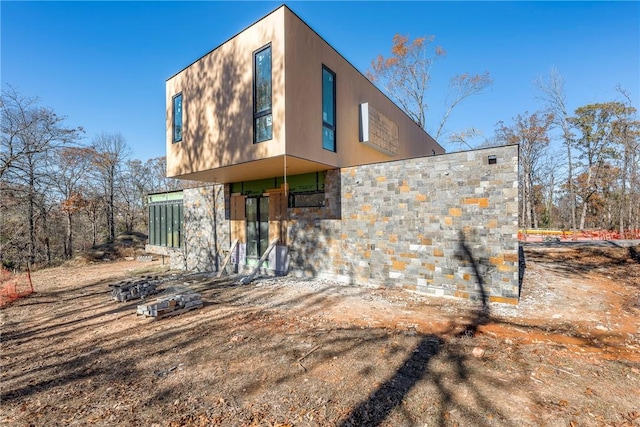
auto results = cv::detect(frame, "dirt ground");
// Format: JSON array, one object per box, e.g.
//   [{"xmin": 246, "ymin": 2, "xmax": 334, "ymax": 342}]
[{"xmin": 1, "ymin": 243, "xmax": 639, "ymax": 426}]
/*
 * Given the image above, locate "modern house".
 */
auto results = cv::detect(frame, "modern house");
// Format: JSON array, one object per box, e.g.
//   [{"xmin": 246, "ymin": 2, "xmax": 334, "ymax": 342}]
[{"xmin": 147, "ymin": 5, "xmax": 520, "ymax": 304}]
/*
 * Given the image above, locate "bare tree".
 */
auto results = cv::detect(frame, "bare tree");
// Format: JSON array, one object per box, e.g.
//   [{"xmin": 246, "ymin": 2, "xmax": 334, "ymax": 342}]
[
  {"xmin": 535, "ymin": 68, "xmax": 578, "ymax": 238},
  {"xmin": 83, "ymin": 191, "xmax": 103, "ymax": 247},
  {"xmin": 0, "ymin": 86, "xmax": 83, "ymax": 266},
  {"xmin": 537, "ymin": 151, "xmax": 563, "ymax": 228},
  {"xmin": 496, "ymin": 111, "xmax": 554, "ymax": 229},
  {"xmin": 448, "ymin": 128, "xmax": 483, "ymax": 151},
  {"xmin": 120, "ymin": 159, "xmax": 152, "ymax": 233},
  {"xmin": 1, "ymin": 88, "xmax": 196, "ymax": 267},
  {"xmin": 51, "ymin": 147, "xmax": 94, "ymax": 258},
  {"xmin": 147, "ymin": 156, "xmax": 183, "ymax": 193},
  {"xmin": 91, "ymin": 132, "xmax": 131, "ymax": 241},
  {"xmin": 436, "ymin": 73, "xmax": 493, "ymax": 143},
  {"xmin": 367, "ymin": 34, "xmax": 492, "ymax": 145},
  {"xmin": 611, "ymin": 88, "xmax": 639, "ymax": 236}
]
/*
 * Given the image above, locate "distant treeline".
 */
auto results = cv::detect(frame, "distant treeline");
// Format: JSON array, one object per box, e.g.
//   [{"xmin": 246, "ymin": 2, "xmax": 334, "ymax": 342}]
[{"xmin": 0, "ymin": 86, "xmax": 197, "ymax": 270}]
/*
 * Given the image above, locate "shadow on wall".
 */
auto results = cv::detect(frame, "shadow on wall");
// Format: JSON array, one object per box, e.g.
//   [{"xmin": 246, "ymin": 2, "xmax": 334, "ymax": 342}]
[
  {"xmin": 287, "ymin": 218, "xmax": 334, "ymax": 278},
  {"xmin": 454, "ymin": 230, "xmax": 490, "ymax": 312},
  {"xmin": 286, "ymin": 169, "xmax": 343, "ymax": 278},
  {"xmin": 172, "ymin": 26, "xmax": 284, "ymax": 179},
  {"xmin": 182, "ymin": 186, "xmax": 225, "ymax": 272},
  {"xmin": 185, "ymin": 44, "xmax": 248, "ymax": 177},
  {"xmin": 168, "ymin": 28, "xmax": 284, "ymax": 272}
]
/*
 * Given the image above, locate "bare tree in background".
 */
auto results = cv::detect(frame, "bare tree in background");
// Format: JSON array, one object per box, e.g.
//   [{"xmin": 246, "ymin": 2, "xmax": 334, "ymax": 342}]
[
  {"xmin": 366, "ymin": 34, "xmax": 492, "ymax": 146},
  {"xmin": 120, "ymin": 159, "xmax": 154, "ymax": 233},
  {"xmin": 0, "ymin": 86, "xmax": 83, "ymax": 266},
  {"xmin": 535, "ymin": 68, "xmax": 578, "ymax": 238},
  {"xmin": 448, "ymin": 128, "xmax": 484, "ymax": 151},
  {"xmin": 537, "ymin": 151, "xmax": 563, "ymax": 228},
  {"xmin": 51, "ymin": 147, "xmax": 94, "ymax": 258},
  {"xmin": 1, "ymin": 86, "xmax": 198, "ymax": 269},
  {"xmin": 146, "ymin": 156, "xmax": 183, "ymax": 193},
  {"xmin": 496, "ymin": 111, "xmax": 554, "ymax": 229},
  {"xmin": 612, "ymin": 87, "xmax": 640, "ymax": 236},
  {"xmin": 91, "ymin": 132, "xmax": 131, "ymax": 242}
]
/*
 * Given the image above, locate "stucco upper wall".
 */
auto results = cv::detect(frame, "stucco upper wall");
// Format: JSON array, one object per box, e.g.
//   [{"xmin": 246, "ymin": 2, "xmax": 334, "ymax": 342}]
[
  {"xmin": 283, "ymin": 8, "xmax": 444, "ymax": 167},
  {"xmin": 166, "ymin": 8, "xmax": 286, "ymax": 178}
]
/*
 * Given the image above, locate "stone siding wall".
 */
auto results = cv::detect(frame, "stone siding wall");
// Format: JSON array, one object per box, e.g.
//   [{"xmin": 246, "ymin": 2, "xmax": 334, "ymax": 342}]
[
  {"xmin": 174, "ymin": 185, "xmax": 230, "ymax": 271},
  {"xmin": 287, "ymin": 168, "xmax": 342, "ymax": 277},
  {"xmin": 336, "ymin": 145, "xmax": 519, "ymax": 303},
  {"xmin": 177, "ymin": 146, "xmax": 519, "ymax": 303}
]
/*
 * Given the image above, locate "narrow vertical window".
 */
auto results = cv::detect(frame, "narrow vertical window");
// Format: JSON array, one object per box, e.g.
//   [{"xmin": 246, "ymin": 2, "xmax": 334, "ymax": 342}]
[
  {"xmin": 173, "ymin": 93, "xmax": 183, "ymax": 143},
  {"xmin": 322, "ymin": 66, "xmax": 336, "ymax": 152},
  {"xmin": 254, "ymin": 45, "xmax": 272, "ymax": 143}
]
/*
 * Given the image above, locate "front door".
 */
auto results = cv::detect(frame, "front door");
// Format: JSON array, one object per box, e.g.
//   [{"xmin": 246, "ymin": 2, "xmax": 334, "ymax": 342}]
[{"xmin": 245, "ymin": 196, "xmax": 269, "ymax": 263}]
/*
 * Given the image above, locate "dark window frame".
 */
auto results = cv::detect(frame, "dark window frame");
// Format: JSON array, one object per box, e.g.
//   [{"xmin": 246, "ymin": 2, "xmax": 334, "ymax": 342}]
[
  {"xmin": 288, "ymin": 190, "xmax": 326, "ymax": 208},
  {"xmin": 322, "ymin": 65, "xmax": 336, "ymax": 152},
  {"xmin": 172, "ymin": 93, "xmax": 183, "ymax": 143},
  {"xmin": 253, "ymin": 43, "xmax": 273, "ymax": 143}
]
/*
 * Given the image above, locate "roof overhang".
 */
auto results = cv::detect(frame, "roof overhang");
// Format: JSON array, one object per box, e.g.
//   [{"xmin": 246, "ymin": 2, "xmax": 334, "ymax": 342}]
[{"xmin": 169, "ymin": 155, "xmax": 335, "ymax": 184}]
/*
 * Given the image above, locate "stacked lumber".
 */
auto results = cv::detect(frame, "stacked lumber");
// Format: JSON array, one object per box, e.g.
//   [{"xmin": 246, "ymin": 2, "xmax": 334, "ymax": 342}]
[
  {"xmin": 110, "ymin": 277, "xmax": 160, "ymax": 302},
  {"xmin": 137, "ymin": 293, "xmax": 202, "ymax": 319}
]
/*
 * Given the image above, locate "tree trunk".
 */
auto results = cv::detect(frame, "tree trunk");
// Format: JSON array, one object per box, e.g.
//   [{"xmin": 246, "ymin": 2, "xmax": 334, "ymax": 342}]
[
  {"xmin": 619, "ymin": 138, "xmax": 631, "ymax": 238},
  {"xmin": 28, "ymin": 173, "xmax": 36, "ymax": 266},
  {"xmin": 530, "ymin": 172, "xmax": 538, "ymax": 229},
  {"xmin": 66, "ymin": 212, "xmax": 74, "ymax": 258},
  {"xmin": 40, "ymin": 203, "xmax": 51, "ymax": 264},
  {"xmin": 109, "ymin": 187, "xmax": 115, "ymax": 241},
  {"xmin": 546, "ymin": 170, "xmax": 555, "ymax": 228},
  {"xmin": 579, "ymin": 164, "xmax": 596, "ymax": 230},
  {"xmin": 93, "ymin": 219, "xmax": 97, "ymax": 246},
  {"xmin": 45, "ymin": 237, "xmax": 51, "ymax": 264},
  {"xmin": 579, "ymin": 201, "xmax": 588, "ymax": 230},
  {"xmin": 566, "ymin": 141, "xmax": 577, "ymax": 239},
  {"xmin": 619, "ymin": 187, "xmax": 626, "ymax": 238}
]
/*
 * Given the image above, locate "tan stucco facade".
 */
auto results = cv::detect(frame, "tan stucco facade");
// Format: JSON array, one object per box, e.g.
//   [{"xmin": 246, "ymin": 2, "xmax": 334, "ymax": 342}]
[{"xmin": 166, "ymin": 5, "xmax": 444, "ymax": 184}]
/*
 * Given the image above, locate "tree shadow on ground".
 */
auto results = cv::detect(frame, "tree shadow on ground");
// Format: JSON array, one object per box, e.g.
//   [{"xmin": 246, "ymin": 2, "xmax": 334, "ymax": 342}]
[
  {"xmin": 338, "ymin": 231, "xmax": 497, "ymax": 426},
  {"xmin": 338, "ymin": 334, "xmax": 442, "ymax": 426},
  {"xmin": 629, "ymin": 245, "xmax": 640, "ymax": 264},
  {"xmin": 4, "ymin": 240, "xmax": 636, "ymax": 425},
  {"xmin": 523, "ymin": 242, "xmax": 637, "ymax": 279}
]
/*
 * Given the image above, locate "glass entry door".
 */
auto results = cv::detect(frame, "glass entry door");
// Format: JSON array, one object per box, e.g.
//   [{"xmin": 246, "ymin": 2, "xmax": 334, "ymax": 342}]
[{"xmin": 246, "ymin": 196, "xmax": 269, "ymax": 261}]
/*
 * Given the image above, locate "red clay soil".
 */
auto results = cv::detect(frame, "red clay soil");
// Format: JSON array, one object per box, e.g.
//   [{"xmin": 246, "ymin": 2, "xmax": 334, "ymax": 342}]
[{"xmin": 1, "ymin": 243, "xmax": 639, "ymax": 426}]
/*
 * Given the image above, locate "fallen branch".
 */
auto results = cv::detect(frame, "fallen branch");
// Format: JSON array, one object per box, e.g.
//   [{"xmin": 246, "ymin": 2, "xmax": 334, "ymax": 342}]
[
  {"xmin": 554, "ymin": 367, "xmax": 580, "ymax": 377},
  {"xmin": 541, "ymin": 363, "xmax": 581, "ymax": 377},
  {"xmin": 297, "ymin": 345, "xmax": 320, "ymax": 363}
]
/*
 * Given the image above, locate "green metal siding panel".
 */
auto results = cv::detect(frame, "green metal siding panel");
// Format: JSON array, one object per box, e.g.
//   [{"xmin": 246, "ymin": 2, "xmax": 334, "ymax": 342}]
[{"xmin": 148, "ymin": 191, "xmax": 184, "ymax": 204}]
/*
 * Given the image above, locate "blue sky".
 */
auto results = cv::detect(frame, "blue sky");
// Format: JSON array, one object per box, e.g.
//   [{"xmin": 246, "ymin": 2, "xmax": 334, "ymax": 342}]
[{"xmin": 2, "ymin": 1, "xmax": 638, "ymax": 160}]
